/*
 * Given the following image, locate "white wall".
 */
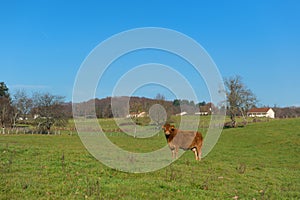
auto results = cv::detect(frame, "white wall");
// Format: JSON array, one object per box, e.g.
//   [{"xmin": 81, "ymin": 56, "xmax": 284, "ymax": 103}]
[
  {"xmin": 266, "ymin": 109, "xmax": 275, "ymax": 118},
  {"xmin": 247, "ymin": 109, "xmax": 275, "ymax": 118}
]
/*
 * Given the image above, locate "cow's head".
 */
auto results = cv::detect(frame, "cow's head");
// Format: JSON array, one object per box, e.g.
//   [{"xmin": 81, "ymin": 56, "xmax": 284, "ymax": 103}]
[{"xmin": 162, "ymin": 124, "xmax": 175, "ymax": 135}]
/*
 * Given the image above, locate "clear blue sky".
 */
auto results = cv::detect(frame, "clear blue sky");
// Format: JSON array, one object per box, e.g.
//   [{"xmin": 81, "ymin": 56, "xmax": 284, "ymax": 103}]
[{"xmin": 1, "ymin": 0, "xmax": 299, "ymax": 107}]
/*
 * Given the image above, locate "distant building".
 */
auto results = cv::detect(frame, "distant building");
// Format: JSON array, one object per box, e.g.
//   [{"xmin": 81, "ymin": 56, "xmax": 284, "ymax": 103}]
[
  {"xmin": 33, "ymin": 114, "xmax": 40, "ymax": 119},
  {"xmin": 195, "ymin": 102, "xmax": 215, "ymax": 116},
  {"xmin": 176, "ymin": 111, "xmax": 187, "ymax": 116},
  {"xmin": 126, "ymin": 112, "xmax": 147, "ymax": 118},
  {"xmin": 195, "ymin": 111, "xmax": 209, "ymax": 116},
  {"xmin": 137, "ymin": 112, "xmax": 147, "ymax": 118},
  {"xmin": 247, "ymin": 108, "xmax": 275, "ymax": 118}
]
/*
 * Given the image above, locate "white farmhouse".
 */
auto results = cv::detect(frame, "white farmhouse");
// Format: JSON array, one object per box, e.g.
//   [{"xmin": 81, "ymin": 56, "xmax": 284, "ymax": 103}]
[
  {"xmin": 247, "ymin": 108, "xmax": 275, "ymax": 118},
  {"xmin": 176, "ymin": 111, "xmax": 187, "ymax": 116}
]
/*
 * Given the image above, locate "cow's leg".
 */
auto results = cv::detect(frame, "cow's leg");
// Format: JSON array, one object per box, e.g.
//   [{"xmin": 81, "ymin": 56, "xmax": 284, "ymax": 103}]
[
  {"xmin": 171, "ymin": 148, "xmax": 178, "ymax": 159},
  {"xmin": 197, "ymin": 146, "xmax": 202, "ymax": 161},
  {"xmin": 192, "ymin": 148, "xmax": 198, "ymax": 160},
  {"xmin": 174, "ymin": 147, "xmax": 179, "ymax": 159}
]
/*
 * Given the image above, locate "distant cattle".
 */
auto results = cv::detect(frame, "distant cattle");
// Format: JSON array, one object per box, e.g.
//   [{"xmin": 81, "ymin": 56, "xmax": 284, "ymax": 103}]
[{"xmin": 162, "ymin": 124, "xmax": 203, "ymax": 161}]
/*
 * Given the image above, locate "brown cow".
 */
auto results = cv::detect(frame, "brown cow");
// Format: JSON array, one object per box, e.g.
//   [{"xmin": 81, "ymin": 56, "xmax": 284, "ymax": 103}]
[{"xmin": 162, "ymin": 124, "xmax": 203, "ymax": 161}]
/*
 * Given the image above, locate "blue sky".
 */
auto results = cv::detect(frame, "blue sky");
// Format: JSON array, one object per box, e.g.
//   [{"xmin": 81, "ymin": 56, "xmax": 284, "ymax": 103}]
[{"xmin": 1, "ymin": 0, "xmax": 300, "ymax": 107}]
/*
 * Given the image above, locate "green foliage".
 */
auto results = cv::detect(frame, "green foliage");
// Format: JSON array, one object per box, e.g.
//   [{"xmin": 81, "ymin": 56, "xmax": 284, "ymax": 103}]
[
  {"xmin": 0, "ymin": 82, "xmax": 13, "ymax": 127},
  {"xmin": 0, "ymin": 82, "xmax": 10, "ymax": 98},
  {"xmin": 0, "ymin": 118, "xmax": 299, "ymax": 199}
]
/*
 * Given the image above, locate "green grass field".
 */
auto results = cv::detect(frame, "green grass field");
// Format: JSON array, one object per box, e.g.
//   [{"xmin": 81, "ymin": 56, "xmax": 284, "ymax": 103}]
[{"xmin": 0, "ymin": 117, "xmax": 299, "ymax": 199}]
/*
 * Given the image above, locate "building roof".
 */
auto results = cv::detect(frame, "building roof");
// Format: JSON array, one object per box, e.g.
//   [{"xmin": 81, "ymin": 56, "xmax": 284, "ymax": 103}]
[{"xmin": 248, "ymin": 107, "xmax": 272, "ymax": 113}]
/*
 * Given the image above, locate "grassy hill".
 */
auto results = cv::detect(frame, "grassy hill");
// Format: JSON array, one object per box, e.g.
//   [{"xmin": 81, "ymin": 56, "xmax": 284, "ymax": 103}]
[{"xmin": 0, "ymin": 118, "xmax": 299, "ymax": 199}]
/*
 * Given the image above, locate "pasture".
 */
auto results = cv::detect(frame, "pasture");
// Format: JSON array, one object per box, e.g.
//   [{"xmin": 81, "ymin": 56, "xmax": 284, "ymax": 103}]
[{"xmin": 0, "ymin": 117, "xmax": 299, "ymax": 199}]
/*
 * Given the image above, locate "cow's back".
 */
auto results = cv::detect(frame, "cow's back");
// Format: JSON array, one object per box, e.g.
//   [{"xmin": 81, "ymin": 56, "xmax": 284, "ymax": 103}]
[{"xmin": 171, "ymin": 130, "xmax": 198, "ymax": 150}]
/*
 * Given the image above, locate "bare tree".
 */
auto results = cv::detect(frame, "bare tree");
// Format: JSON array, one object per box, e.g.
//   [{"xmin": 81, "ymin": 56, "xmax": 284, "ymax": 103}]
[
  {"xmin": 12, "ymin": 89, "xmax": 33, "ymax": 126},
  {"xmin": 32, "ymin": 92, "xmax": 67, "ymax": 134},
  {"xmin": 154, "ymin": 93, "xmax": 174, "ymax": 123},
  {"xmin": 155, "ymin": 93, "xmax": 165, "ymax": 101},
  {"xmin": 0, "ymin": 97, "xmax": 13, "ymax": 128},
  {"xmin": 149, "ymin": 104, "xmax": 167, "ymax": 128},
  {"xmin": 224, "ymin": 76, "xmax": 257, "ymax": 127}
]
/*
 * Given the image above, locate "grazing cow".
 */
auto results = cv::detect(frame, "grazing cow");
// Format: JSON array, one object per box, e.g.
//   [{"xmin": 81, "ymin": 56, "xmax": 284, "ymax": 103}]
[{"xmin": 162, "ymin": 124, "xmax": 203, "ymax": 161}]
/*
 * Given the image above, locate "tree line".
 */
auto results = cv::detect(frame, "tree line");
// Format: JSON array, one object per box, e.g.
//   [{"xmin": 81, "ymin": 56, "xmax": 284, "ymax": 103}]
[
  {"xmin": 0, "ymin": 82, "xmax": 68, "ymax": 134},
  {"xmin": 0, "ymin": 76, "xmax": 262, "ymax": 132},
  {"xmin": 72, "ymin": 96, "xmax": 210, "ymax": 119},
  {"xmin": 2, "ymin": 75, "xmax": 299, "ymax": 132}
]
